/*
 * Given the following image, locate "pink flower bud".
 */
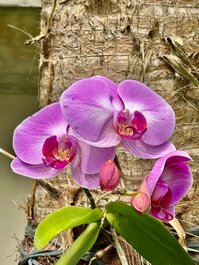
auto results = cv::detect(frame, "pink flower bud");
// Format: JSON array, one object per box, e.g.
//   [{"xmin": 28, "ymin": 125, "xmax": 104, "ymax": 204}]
[
  {"xmin": 99, "ymin": 160, "xmax": 120, "ymax": 191},
  {"xmin": 131, "ymin": 192, "xmax": 151, "ymax": 213}
]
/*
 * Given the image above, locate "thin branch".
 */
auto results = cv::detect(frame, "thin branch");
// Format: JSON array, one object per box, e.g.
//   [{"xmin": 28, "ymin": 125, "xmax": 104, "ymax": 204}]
[
  {"xmin": 25, "ymin": 0, "xmax": 57, "ymax": 45},
  {"xmin": 7, "ymin": 24, "xmax": 33, "ymax": 38},
  {"xmin": 96, "ymin": 191, "xmax": 112, "ymax": 206},
  {"xmin": 0, "ymin": 148, "xmax": 15, "ymax": 160},
  {"xmin": 7, "ymin": 24, "xmax": 40, "ymax": 50}
]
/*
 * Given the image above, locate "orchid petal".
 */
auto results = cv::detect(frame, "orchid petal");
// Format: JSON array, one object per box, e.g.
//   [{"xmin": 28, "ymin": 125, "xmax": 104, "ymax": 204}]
[
  {"xmin": 131, "ymin": 111, "xmax": 147, "ymax": 134},
  {"xmin": 70, "ymin": 162, "xmax": 99, "ymax": 189},
  {"xmin": 78, "ymin": 141, "xmax": 115, "ymax": 174},
  {"xmin": 91, "ymin": 76, "xmax": 124, "ymax": 111},
  {"xmin": 11, "ymin": 157, "xmax": 63, "ymax": 179},
  {"xmin": 161, "ymin": 163, "xmax": 193, "ymax": 204},
  {"xmin": 146, "ymin": 150, "xmax": 192, "ymax": 195},
  {"xmin": 121, "ymin": 138, "xmax": 175, "ymax": 159},
  {"xmin": 42, "ymin": 135, "xmax": 58, "ymax": 157},
  {"xmin": 91, "ymin": 76, "xmax": 118, "ymax": 91},
  {"xmin": 164, "ymin": 150, "xmax": 192, "ymax": 166},
  {"xmin": 60, "ymin": 78, "xmax": 123, "ymax": 143},
  {"xmin": 160, "ymin": 187, "xmax": 173, "ymax": 209},
  {"xmin": 13, "ymin": 103, "xmax": 67, "ymax": 165},
  {"xmin": 71, "ymin": 119, "xmax": 121, "ymax": 147},
  {"xmin": 151, "ymin": 182, "xmax": 169, "ymax": 204},
  {"xmin": 118, "ymin": 80, "xmax": 175, "ymax": 145}
]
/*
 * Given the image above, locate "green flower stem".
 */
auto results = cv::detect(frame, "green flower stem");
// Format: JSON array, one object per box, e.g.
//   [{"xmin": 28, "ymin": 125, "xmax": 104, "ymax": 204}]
[
  {"xmin": 95, "ymin": 192, "xmax": 112, "ymax": 207},
  {"xmin": 122, "ymin": 191, "xmax": 139, "ymax": 196},
  {"xmin": 83, "ymin": 188, "xmax": 96, "ymax": 209},
  {"xmin": 96, "ymin": 190, "xmax": 139, "ymax": 206},
  {"xmin": 105, "ymin": 190, "xmax": 139, "ymax": 197}
]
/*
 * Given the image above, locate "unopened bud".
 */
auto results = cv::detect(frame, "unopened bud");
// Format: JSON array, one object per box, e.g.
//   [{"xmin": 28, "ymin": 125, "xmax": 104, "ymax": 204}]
[
  {"xmin": 131, "ymin": 192, "xmax": 151, "ymax": 213},
  {"xmin": 99, "ymin": 160, "xmax": 120, "ymax": 191}
]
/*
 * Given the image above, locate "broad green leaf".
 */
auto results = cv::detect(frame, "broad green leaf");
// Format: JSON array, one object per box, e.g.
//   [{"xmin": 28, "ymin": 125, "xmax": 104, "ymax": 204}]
[
  {"xmin": 34, "ymin": 206, "xmax": 103, "ymax": 250},
  {"xmin": 106, "ymin": 202, "xmax": 194, "ymax": 265},
  {"xmin": 56, "ymin": 222, "xmax": 100, "ymax": 265}
]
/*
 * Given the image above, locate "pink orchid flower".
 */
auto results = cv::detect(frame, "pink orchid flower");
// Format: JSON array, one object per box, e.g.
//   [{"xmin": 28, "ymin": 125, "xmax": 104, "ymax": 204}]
[
  {"xmin": 131, "ymin": 151, "xmax": 193, "ymax": 221},
  {"xmin": 60, "ymin": 76, "xmax": 175, "ymax": 159},
  {"xmin": 11, "ymin": 103, "xmax": 115, "ymax": 189}
]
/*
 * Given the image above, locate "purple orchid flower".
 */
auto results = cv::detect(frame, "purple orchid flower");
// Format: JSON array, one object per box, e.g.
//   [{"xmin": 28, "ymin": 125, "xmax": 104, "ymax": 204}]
[
  {"xmin": 60, "ymin": 76, "xmax": 175, "ymax": 158},
  {"xmin": 131, "ymin": 151, "xmax": 193, "ymax": 221},
  {"xmin": 11, "ymin": 103, "xmax": 115, "ymax": 189}
]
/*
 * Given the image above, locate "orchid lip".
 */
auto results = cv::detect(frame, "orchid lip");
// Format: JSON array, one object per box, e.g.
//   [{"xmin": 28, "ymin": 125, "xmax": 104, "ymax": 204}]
[
  {"xmin": 114, "ymin": 109, "xmax": 147, "ymax": 139},
  {"xmin": 42, "ymin": 134, "xmax": 77, "ymax": 170},
  {"xmin": 150, "ymin": 207, "xmax": 173, "ymax": 222},
  {"xmin": 151, "ymin": 180, "xmax": 173, "ymax": 215}
]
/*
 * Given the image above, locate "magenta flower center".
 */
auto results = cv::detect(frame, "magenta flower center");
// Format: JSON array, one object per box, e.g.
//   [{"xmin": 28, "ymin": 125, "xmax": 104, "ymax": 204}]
[
  {"xmin": 42, "ymin": 135, "xmax": 77, "ymax": 170},
  {"xmin": 114, "ymin": 109, "xmax": 147, "ymax": 139},
  {"xmin": 150, "ymin": 181, "xmax": 173, "ymax": 221}
]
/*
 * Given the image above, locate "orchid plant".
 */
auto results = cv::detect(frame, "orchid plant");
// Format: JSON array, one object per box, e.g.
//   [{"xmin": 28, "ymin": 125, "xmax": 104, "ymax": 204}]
[{"xmin": 2, "ymin": 76, "xmax": 194, "ymax": 265}]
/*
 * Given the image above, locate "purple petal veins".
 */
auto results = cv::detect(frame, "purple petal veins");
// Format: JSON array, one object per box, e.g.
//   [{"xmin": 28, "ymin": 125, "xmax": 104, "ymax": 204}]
[
  {"xmin": 60, "ymin": 76, "xmax": 175, "ymax": 158},
  {"xmin": 11, "ymin": 103, "xmax": 74, "ymax": 178},
  {"xmin": 13, "ymin": 102, "xmax": 68, "ymax": 165},
  {"xmin": 60, "ymin": 77, "xmax": 123, "ymax": 146},
  {"xmin": 11, "ymin": 102, "xmax": 115, "ymax": 188},
  {"xmin": 118, "ymin": 80, "xmax": 175, "ymax": 146}
]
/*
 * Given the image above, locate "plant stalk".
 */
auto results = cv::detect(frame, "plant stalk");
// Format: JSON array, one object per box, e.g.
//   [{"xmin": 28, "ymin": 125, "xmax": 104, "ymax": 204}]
[{"xmin": 83, "ymin": 188, "xmax": 96, "ymax": 209}]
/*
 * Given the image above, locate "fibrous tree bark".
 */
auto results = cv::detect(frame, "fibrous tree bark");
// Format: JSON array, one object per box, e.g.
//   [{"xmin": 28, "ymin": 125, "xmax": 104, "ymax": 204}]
[{"xmin": 26, "ymin": 0, "xmax": 199, "ymax": 264}]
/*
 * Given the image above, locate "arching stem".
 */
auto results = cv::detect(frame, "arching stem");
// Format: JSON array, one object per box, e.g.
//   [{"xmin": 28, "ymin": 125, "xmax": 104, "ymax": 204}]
[{"xmin": 114, "ymin": 155, "xmax": 126, "ymax": 191}]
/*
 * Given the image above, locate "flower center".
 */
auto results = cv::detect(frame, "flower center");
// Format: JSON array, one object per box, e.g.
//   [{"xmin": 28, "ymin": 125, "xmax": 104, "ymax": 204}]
[
  {"xmin": 118, "ymin": 124, "xmax": 134, "ymax": 136},
  {"xmin": 42, "ymin": 134, "xmax": 77, "ymax": 170},
  {"xmin": 114, "ymin": 109, "xmax": 147, "ymax": 139},
  {"xmin": 53, "ymin": 149, "xmax": 71, "ymax": 161}
]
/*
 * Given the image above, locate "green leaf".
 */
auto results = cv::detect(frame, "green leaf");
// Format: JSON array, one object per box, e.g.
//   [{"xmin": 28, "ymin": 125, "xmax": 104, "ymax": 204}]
[
  {"xmin": 106, "ymin": 202, "xmax": 194, "ymax": 265},
  {"xmin": 34, "ymin": 206, "xmax": 103, "ymax": 250},
  {"xmin": 56, "ymin": 222, "xmax": 100, "ymax": 265}
]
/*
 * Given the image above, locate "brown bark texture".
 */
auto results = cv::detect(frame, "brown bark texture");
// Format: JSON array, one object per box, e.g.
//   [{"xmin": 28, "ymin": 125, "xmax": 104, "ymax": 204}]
[{"xmin": 29, "ymin": 0, "xmax": 199, "ymax": 264}]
